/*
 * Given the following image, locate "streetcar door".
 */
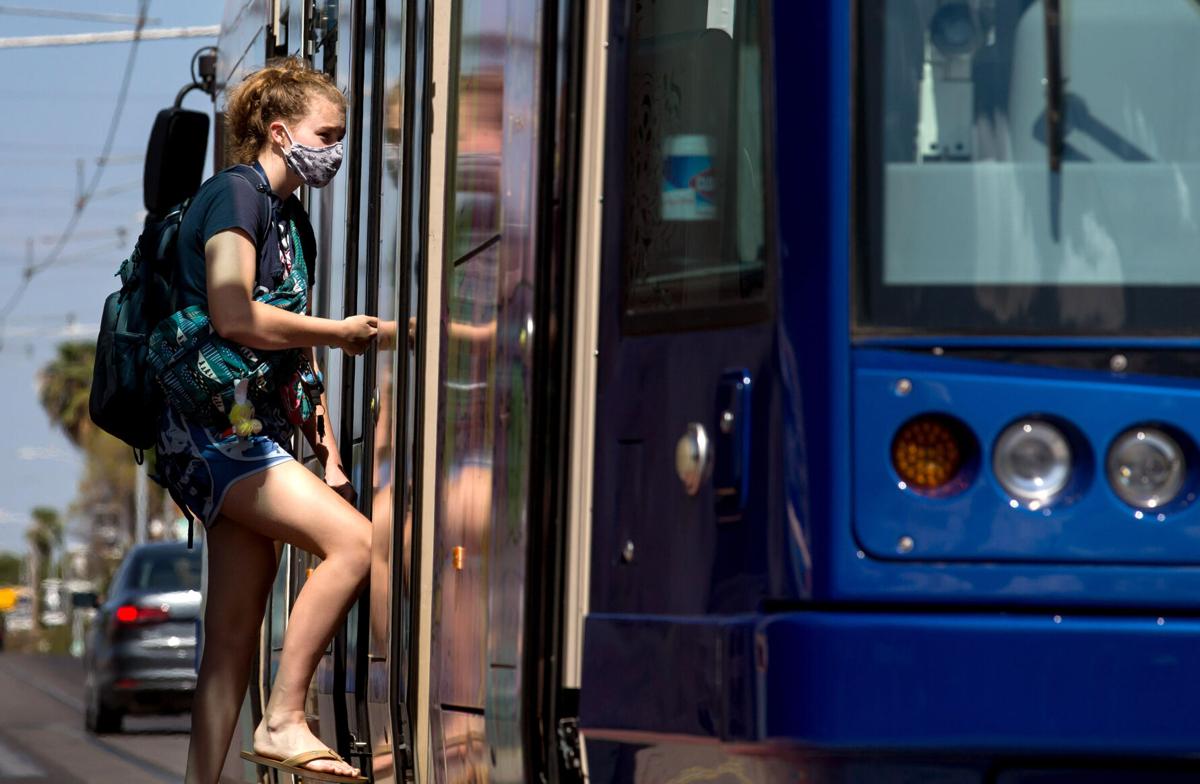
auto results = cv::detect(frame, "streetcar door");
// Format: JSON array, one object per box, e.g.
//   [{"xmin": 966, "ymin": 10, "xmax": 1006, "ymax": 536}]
[
  {"xmin": 423, "ymin": 0, "xmax": 559, "ymax": 780},
  {"xmin": 359, "ymin": 0, "xmax": 423, "ymax": 780},
  {"xmin": 589, "ymin": 0, "xmax": 779, "ymax": 620}
]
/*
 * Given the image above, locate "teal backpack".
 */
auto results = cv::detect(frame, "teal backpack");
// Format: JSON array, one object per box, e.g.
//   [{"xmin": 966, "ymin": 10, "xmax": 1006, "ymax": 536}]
[
  {"xmin": 89, "ymin": 104, "xmax": 210, "ymax": 453},
  {"xmin": 88, "ymin": 203, "xmax": 187, "ymax": 451},
  {"xmin": 89, "ymin": 165, "xmax": 279, "ymax": 448}
]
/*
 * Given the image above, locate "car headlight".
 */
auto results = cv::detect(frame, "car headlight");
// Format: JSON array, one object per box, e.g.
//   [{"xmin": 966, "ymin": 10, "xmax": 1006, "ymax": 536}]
[
  {"xmin": 993, "ymin": 419, "xmax": 1072, "ymax": 507},
  {"xmin": 1107, "ymin": 427, "xmax": 1185, "ymax": 510}
]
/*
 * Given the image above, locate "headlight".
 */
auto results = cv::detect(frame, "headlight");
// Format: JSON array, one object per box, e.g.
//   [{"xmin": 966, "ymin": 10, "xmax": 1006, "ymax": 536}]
[
  {"xmin": 1107, "ymin": 427, "xmax": 1185, "ymax": 510},
  {"xmin": 992, "ymin": 420, "xmax": 1072, "ymax": 507}
]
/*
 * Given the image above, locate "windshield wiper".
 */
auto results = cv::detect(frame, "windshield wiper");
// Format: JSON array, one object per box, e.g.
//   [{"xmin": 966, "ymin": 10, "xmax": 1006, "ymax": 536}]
[{"xmin": 1043, "ymin": 0, "xmax": 1064, "ymax": 173}]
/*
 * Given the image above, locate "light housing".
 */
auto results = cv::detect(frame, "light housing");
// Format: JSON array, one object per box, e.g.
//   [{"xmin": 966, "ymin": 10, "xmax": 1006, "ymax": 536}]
[
  {"xmin": 1107, "ymin": 427, "xmax": 1186, "ymax": 510},
  {"xmin": 992, "ymin": 419, "xmax": 1072, "ymax": 507}
]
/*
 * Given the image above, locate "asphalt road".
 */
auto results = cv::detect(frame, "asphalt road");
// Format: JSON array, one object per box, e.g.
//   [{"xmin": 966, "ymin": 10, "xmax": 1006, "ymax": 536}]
[{"xmin": 0, "ymin": 653, "xmax": 247, "ymax": 783}]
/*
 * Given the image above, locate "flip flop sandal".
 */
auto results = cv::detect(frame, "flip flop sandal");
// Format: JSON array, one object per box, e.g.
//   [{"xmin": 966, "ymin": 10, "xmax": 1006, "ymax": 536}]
[{"xmin": 241, "ymin": 748, "xmax": 367, "ymax": 782}]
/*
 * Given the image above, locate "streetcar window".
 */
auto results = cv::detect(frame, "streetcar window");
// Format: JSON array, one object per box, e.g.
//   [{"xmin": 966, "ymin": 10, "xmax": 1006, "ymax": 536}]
[
  {"xmin": 858, "ymin": 0, "xmax": 1200, "ymax": 334},
  {"xmin": 619, "ymin": 0, "xmax": 770, "ymax": 328},
  {"xmin": 314, "ymin": 0, "xmax": 339, "ymax": 51},
  {"xmin": 446, "ymin": 0, "xmax": 505, "ymax": 264}
]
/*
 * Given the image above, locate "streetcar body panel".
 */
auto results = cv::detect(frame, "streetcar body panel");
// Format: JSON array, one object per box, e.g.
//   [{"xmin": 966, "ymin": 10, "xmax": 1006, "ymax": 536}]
[{"xmin": 580, "ymin": 0, "xmax": 1200, "ymax": 776}]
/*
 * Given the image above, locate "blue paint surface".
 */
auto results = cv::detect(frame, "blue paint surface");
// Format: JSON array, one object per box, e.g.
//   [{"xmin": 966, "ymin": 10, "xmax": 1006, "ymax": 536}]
[
  {"xmin": 582, "ymin": 0, "xmax": 1200, "ymax": 768},
  {"xmin": 582, "ymin": 611, "xmax": 1200, "ymax": 756},
  {"xmin": 761, "ymin": 611, "xmax": 1200, "ymax": 754}
]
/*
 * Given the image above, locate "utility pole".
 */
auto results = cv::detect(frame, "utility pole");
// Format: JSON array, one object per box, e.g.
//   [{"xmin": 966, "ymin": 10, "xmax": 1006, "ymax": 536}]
[{"xmin": 135, "ymin": 464, "xmax": 148, "ymax": 546}]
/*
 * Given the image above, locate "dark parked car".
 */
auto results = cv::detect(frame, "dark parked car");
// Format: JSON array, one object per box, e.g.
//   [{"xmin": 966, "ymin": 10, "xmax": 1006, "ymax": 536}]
[{"xmin": 82, "ymin": 541, "xmax": 202, "ymax": 733}]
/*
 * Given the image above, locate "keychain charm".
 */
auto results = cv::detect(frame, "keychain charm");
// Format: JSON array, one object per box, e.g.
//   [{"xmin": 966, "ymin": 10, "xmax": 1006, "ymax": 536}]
[{"xmin": 229, "ymin": 378, "xmax": 264, "ymax": 437}]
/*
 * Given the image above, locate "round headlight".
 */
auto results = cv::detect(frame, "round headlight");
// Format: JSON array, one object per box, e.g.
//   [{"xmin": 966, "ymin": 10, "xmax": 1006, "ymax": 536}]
[
  {"xmin": 1107, "ymin": 427, "xmax": 1185, "ymax": 510},
  {"xmin": 993, "ymin": 420, "xmax": 1072, "ymax": 506}
]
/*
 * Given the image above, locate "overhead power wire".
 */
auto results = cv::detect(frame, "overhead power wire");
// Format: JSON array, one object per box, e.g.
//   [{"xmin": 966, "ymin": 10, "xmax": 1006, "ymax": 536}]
[
  {"xmin": 0, "ymin": 236, "xmax": 132, "ymax": 268},
  {"xmin": 0, "ymin": 0, "xmax": 149, "ymax": 353},
  {"xmin": 0, "ymin": 26, "xmax": 217, "ymax": 50},
  {"xmin": 0, "ymin": 5, "xmax": 160, "ymax": 26}
]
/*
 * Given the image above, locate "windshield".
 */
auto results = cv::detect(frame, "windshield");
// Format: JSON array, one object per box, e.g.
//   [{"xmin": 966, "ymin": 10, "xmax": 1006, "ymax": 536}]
[
  {"xmin": 857, "ymin": 0, "xmax": 1200, "ymax": 334},
  {"xmin": 123, "ymin": 549, "xmax": 201, "ymax": 592}
]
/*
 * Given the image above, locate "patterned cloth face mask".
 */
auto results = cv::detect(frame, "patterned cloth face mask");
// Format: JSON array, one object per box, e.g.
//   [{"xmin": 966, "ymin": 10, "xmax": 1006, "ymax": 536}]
[{"xmin": 281, "ymin": 124, "xmax": 344, "ymax": 188}]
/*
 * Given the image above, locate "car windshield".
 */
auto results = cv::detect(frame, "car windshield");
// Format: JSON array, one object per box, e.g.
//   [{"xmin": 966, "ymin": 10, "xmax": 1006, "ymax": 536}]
[
  {"xmin": 124, "ymin": 550, "xmax": 201, "ymax": 592},
  {"xmin": 856, "ymin": 0, "xmax": 1200, "ymax": 334}
]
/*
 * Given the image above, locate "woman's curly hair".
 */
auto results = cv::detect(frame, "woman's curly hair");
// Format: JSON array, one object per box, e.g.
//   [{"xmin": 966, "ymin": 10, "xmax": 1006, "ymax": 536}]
[{"xmin": 224, "ymin": 57, "xmax": 346, "ymax": 165}]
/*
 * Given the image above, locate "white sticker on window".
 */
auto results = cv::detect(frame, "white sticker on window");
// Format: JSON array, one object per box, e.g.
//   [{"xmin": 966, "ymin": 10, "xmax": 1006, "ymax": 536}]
[{"xmin": 707, "ymin": 0, "xmax": 736, "ymax": 37}]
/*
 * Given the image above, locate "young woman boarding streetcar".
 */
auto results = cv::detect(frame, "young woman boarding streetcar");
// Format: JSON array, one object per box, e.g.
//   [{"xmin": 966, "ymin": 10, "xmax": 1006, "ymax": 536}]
[{"xmin": 152, "ymin": 58, "xmax": 377, "ymax": 783}]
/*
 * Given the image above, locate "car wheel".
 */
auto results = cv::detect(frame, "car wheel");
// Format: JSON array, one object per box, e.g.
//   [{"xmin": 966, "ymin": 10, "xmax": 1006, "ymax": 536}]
[{"xmin": 84, "ymin": 680, "xmax": 123, "ymax": 734}]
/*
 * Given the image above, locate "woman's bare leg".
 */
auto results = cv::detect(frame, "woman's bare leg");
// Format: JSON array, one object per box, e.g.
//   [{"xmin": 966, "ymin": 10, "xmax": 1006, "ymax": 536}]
[
  {"xmin": 218, "ymin": 460, "xmax": 371, "ymax": 779},
  {"xmin": 185, "ymin": 515, "xmax": 280, "ymax": 784}
]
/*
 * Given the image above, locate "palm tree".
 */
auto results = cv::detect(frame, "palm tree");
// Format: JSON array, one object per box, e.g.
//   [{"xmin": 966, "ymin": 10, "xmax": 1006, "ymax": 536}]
[
  {"xmin": 37, "ymin": 338, "xmax": 175, "ymax": 548},
  {"xmin": 36, "ymin": 340, "xmax": 96, "ymax": 448},
  {"xmin": 25, "ymin": 507, "xmax": 63, "ymax": 631}
]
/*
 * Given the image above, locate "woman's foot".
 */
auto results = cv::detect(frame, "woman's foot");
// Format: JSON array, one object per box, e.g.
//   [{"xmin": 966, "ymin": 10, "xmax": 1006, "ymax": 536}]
[{"xmin": 252, "ymin": 711, "xmax": 360, "ymax": 779}]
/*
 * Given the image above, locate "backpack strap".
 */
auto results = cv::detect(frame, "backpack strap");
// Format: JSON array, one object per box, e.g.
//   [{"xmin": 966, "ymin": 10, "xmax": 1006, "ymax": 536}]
[
  {"xmin": 163, "ymin": 481, "xmax": 198, "ymax": 549},
  {"xmin": 227, "ymin": 164, "xmax": 279, "ymax": 292}
]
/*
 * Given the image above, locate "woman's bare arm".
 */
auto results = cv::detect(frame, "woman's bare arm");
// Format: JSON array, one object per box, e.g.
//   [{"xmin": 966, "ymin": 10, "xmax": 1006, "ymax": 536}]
[
  {"xmin": 299, "ymin": 334, "xmax": 356, "ymax": 501},
  {"xmin": 205, "ymin": 228, "xmax": 377, "ymax": 352}
]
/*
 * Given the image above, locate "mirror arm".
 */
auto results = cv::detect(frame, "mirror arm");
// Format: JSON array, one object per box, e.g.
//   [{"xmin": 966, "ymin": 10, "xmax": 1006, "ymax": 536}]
[{"xmin": 174, "ymin": 82, "xmax": 204, "ymax": 109}]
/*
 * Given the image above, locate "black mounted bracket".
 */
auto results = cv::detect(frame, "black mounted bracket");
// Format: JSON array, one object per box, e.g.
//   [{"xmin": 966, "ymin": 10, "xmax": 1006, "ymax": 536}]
[{"xmin": 175, "ymin": 45, "xmax": 219, "ymax": 109}]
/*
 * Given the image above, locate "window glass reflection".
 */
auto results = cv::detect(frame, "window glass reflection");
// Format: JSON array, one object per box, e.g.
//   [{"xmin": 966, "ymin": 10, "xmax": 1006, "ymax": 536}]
[
  {"xmin": 860, "ymin": 0, "xmax": 1200, "ymax": 333},
  {"xmin": 368, "ymin": 9, "xmax": 407, "ymax": 660},
  {"xmin": 448, "ymin": 1, "xmax": 505, "ymax": 262},
  {"xmin": 622, "ymin": 0, "xmax": 768, "ymax": 319}
]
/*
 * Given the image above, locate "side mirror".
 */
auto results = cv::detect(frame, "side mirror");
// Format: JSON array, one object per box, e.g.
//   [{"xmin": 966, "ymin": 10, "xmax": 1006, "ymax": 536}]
[
  {"xmin": 144, "ymin": 106, "xmax": 210, "ymax": 219},
  {"xmin": 71, "ymin": 591, "xmax": 99, "ymax": 609}
]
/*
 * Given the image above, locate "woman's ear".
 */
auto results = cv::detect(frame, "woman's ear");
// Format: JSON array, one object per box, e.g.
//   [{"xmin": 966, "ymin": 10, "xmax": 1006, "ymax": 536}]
[{"xmin": 267, "ymin": 120, "xmax": 288, "ymax": 150}]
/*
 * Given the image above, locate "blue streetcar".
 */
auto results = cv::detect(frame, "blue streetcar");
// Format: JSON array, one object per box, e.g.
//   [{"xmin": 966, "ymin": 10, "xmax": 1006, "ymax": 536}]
[
  {"xmin": 582, "ymin": 0, "xmax": 1200, "ymax": 781},
  {"xmin": 191, "ymin": 0, "xmax": 1200, "ymax": 781}
]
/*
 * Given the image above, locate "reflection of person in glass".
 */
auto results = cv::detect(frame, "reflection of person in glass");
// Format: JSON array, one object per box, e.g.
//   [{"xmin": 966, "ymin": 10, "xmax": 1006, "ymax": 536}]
[
  {"xmin": 364, "ymin": 62, "xmax": 501, "ymax": 777},
  {"xmin": 168, "ymin": 59, "xmax": 376, "ymax": 783},
  {"xmin": 368, "ymin": 82, "xmax": 405, "ymax": 664}
]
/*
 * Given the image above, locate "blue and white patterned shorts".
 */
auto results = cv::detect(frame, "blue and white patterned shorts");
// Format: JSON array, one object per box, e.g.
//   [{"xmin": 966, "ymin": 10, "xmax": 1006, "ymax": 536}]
[{"xmin": 153, "ymin": 403, "xmax": 295, "ymax": 529}]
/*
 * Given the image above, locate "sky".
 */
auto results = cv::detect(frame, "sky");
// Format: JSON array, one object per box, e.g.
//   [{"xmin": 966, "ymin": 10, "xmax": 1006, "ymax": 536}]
[{"xmin": 0, "ymin": 2, "xmax": 222, "ymax": 555}]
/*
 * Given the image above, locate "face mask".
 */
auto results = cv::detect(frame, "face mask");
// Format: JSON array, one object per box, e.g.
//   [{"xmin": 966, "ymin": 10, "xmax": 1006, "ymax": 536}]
[{"xmin": 281, "ymin": 124, "xmax": 343, "ymax": 188}]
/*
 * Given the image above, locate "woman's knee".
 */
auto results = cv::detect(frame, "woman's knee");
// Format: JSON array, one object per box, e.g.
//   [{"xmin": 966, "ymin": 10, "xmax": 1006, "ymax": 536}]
[{"xmin": 330, "ymin": 517, "xmax": 371, "ymax": 579}]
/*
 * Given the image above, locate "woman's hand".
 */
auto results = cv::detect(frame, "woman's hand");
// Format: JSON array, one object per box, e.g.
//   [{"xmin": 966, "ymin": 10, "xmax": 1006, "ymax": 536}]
[
  {"xmin": 336, "ymin": 315, "xmax": 379, "ymax": 355},
  {"xmin": 324, "ymin": 460, "xmax": 357, "ymax": 504}
]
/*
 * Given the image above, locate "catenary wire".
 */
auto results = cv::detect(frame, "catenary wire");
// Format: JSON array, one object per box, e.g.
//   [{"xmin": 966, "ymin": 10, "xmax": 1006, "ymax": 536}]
[{"xmin": 0, "ymin": 0, "xmax": 149, "ymax": 352}]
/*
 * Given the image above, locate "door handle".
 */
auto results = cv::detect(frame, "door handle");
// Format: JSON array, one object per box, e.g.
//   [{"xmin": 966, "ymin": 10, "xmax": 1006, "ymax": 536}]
[
  {"xmin": 675, "ymin": 423, "xmax": 712, "ymax": 496},
  {"xmin": 714, "ymin": 369, "xmax": 751, "ymax": 522}
]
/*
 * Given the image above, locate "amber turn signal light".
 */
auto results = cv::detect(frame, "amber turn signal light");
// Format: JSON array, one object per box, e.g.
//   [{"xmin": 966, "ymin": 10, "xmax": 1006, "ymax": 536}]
[{"xmin": 891, "ymin": 414, "xmax": 975, "ymax": 494}]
